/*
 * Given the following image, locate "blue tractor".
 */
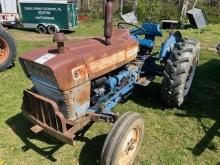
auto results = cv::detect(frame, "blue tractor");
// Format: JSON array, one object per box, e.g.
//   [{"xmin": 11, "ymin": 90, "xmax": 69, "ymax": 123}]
[{"xmin": 19, "ymin": 2, "xmax": 200, "ymax": 163}]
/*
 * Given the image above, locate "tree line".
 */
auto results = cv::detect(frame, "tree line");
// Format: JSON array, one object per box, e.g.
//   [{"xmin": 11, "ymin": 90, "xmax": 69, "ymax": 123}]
[{"xmin": 77, "ymin": 0, "xmax": 220, "ymax": 23}]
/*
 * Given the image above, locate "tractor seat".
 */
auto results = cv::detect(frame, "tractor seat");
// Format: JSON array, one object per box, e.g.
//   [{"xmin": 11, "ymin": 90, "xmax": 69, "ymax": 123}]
[
  {"xmin": 131, "ymin": 22, "xmax": 162, "ymax": 49},
  {"xmin": 131, "ymin": 35, "xmax": 155, "ymax": 49}
]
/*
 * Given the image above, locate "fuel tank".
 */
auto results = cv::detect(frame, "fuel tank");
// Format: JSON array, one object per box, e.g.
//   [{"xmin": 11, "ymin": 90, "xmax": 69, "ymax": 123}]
[{"xmin": 20, "ymin": 29, "xmax": 139, "ymax": 91}]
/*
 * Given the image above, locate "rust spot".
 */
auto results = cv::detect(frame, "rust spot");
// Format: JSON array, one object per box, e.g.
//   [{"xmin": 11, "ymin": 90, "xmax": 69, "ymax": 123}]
[{"xmin": 20, "ymin": 29, "xmax": 138, "ymax": 91}]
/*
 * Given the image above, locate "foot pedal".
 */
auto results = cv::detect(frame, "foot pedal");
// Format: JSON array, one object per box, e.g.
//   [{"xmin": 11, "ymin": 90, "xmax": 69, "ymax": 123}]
[
  {"xmin": 30, "ymin": 125, "xmax": 44, "ymax": 134},
  {"xmin": 135, "ymin": 77, "xmax": 154, "ymax": 87}
]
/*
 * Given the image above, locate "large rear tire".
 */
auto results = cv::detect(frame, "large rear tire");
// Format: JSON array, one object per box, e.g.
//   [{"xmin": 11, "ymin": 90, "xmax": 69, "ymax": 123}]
[
  {"xmin": 161, "ymin": 39, "xmax": 200, "ymax": 107},
  {"xmin": 100, "ymin": 112, "xmax": 144, "ymax": 165},
  {"xmin": 0, "ymin": 25, "xmax": 16, "ymax": 72}
]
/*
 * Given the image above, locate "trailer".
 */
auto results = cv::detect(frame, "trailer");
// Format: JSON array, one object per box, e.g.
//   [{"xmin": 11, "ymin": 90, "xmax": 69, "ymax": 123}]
[
  {"xmin": 0, "ymin": 0, "xmax": 78, "ymax": 34},
  {"xmin": 18, "ymin": 0, "xmax": 78, "ymax": 34}
]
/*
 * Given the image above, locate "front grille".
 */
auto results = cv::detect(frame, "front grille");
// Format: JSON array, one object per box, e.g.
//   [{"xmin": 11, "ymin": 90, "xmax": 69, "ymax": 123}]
[
  {"xmin": 23, "ymin": 60, "xmax": 57, "ymax": 86},
  {"xmin": 23, "ymin": 90, "xmax": 66, "ymax": 133}
]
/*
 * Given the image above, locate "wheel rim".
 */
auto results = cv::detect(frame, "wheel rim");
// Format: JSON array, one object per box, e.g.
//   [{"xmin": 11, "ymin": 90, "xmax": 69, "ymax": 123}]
[
  {"xmin": 0, "ymin": 37, "xmax": 9, "ymax": 64},
  {"xmin": 48, "ymin": 26, "xmax": 57, "ymax": 34},
  {"xmin": 37, "ymin": 26, "xmax": 46, "ymax": 34},
  {"xmin": 118, "ymin": 127, "xmax": 140, "ymax": 165},
  {"xmin": 184, "ymin": 57, "xmax": 197, "ymax": 96}
]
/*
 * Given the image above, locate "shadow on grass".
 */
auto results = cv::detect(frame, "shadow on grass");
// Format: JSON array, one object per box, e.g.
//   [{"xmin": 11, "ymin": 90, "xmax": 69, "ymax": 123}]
[
  {"xmin": 5, "ymin": 59, "xmax": 220, "ymax": 162},
  {"xmin": 5, "ymin": 113, "xmax": 106, "ymax": 164},
  {"xmin": 179, "ymin": 59, "xmax": 220, "ymax": 156},
  {"xmin": 130, "ymin": 59, "xmax": 220, "ymax": 156},
  {"xmin": 78, "ymin": 134, "xmax": 107, "ymax": 165},
  {"xmin": 6, "ymin": 113, "xmax": 64, "ymax": 162},
  {"xmin": 130, "ymin": 82, "xmax": 165, "ymax": 110},
  {"xmin": 190, "ymin": 120, "xmax": 220, "ymax": 156}
]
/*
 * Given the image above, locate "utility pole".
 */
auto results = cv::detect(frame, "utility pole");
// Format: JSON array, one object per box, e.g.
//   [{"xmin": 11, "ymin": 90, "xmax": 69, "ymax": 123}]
[
  {"xmin": 193, "ymin": 0, "xmax": 198, "ymax": 8},
  {"xmin": 120, "ymin": 0, "xmax": 123, "ymax": 15},
  {"xmin": 180, "ymin": 0, "xmax": 189, "ymax": 21}
]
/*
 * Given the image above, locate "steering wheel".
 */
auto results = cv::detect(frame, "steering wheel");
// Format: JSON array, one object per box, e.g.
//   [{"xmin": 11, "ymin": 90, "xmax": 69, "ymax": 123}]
[{"xmin": 117, "ymin": 22, "xmax": 147, "ymax": 35}]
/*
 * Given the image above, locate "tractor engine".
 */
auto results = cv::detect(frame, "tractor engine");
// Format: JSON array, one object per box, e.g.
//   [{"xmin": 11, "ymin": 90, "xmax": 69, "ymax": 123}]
[
  {"xmin": 19, "ymin": 0, "xmax": 140, "ymax": 121},
  {"xmin": 20, "ymin": 23, "xmax": 139, "ymax": 121},
  {"xmin": 90, "ymin": 66, "xmax": 139, "ymax": 112}
]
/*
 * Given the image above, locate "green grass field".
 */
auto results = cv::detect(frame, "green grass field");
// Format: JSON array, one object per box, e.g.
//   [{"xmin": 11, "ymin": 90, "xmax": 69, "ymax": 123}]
[{"xmin": 0, "ymin": 21, "xmax": 219, "ymax": 165}]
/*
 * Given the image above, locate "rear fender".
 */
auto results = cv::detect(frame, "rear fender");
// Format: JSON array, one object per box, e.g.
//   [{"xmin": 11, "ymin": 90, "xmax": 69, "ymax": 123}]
[{"xmin": 159, "ymin": 31, "xmax": 182, "ymax": 61}]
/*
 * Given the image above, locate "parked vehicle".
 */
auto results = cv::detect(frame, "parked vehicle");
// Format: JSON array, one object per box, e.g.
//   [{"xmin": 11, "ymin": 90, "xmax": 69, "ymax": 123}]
[
  {"xmin": 19, "ymin": 0, "xmax": 200, "ymax": 164},
  {"xmin": 0, "ymin": 24, "xmax": 16, "ymax": 71},
  {"xmin": 0, "ymin": 0, "xmax": 19, "ymax": 26},
  {"xmin": 0, "ymin": 0, "xmax": 78, "ymax": 34}
]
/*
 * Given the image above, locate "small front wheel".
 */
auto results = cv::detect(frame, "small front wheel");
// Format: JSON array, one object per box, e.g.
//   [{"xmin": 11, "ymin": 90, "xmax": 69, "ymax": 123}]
[{"xmin": 100, "ymin": 112, "xmax": 144, "ymax": 165}]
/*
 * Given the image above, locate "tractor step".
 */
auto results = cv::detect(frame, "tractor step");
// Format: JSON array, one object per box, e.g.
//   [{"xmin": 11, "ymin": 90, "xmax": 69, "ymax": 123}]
[
  {"xmin": 134, "ymin": 76, "xmax": 154, "ymax": 87},
  {"xmin": 30, "ymin": 125, "xmax": 44, "ymax": 134}
]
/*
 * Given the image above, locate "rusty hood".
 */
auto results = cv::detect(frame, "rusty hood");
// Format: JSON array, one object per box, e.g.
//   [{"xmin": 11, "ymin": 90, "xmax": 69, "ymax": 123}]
[{"xmin": 20, "ymin": 29, "xmax": 139, "ymax": 91}]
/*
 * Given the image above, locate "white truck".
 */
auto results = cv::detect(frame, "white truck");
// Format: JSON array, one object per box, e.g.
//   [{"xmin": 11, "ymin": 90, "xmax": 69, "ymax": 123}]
[{"xmin": 0, "ymin": 0, "xmax": 19, "ymax": 25}]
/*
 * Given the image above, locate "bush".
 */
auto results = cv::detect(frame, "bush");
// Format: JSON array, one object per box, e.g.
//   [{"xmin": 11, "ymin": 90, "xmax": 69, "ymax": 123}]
[
  {"xmin": 196, "ymin": 1, "xmax": 220, "ymax": 23},
  {"xmin": 136, "ymin": 0, "xmax": 220, "ymax": 23},
  {"xmin": 77, "ymin": 0, "xmax": 220, "ymax": 23}
]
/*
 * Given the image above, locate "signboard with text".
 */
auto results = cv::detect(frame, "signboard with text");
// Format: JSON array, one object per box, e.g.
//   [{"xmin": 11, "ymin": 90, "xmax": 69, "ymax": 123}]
[{"xmin": 19, "ymin": 2, "xmax": 77, "ymax": 30}]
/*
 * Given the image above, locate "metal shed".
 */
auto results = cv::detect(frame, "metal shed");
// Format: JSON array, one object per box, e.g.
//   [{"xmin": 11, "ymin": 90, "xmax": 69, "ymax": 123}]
[{"xmin": 187, "ymin": 8, "xmax": 208, "ymax": 29}]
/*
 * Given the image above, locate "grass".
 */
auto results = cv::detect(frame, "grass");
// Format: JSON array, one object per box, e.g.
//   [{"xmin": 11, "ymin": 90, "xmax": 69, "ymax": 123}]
[{"xmin": 0, "ymin": 20, "xmax": 220, "ymax": 165}]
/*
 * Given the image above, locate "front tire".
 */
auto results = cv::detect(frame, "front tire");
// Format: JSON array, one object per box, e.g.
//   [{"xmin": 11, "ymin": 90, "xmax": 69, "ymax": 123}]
[
  {"xmin": 100, "ymin": 112, "xmax": 144, "ymax": 165},
  {"xmin": 161, "ymin": 39, "xmax": 200, "ymax": 107}
]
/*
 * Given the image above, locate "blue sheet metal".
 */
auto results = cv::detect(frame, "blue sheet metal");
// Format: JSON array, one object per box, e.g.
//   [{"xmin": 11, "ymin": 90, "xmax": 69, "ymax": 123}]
[
  {"xmin": 102, "ymin": 83, "xmax": 134, "ymax": 113},
  {"xmin": 131, "ymin": 35, "xmax": 155, "ymax": 49},
  {"xmin": 89, "ymin": 70, "xmax": 137, "ymax": 114},
  {"xmin": 159, "ymin": 34, "xmax": 177, "ymax": 60},
  {"xmin": 159, "ymin": 31, "xmax": 182, "ymax": 60}
]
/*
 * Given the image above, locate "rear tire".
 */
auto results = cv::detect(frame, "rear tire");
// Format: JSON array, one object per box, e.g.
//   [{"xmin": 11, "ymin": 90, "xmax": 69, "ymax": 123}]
[
  {"xmin": 0, "ymin": 25, "xmax": 16, "ymax": 72},
  {"xmin": 36, "ymin": 25, "xmax": 47, "ymax": 34},
  {"xmin": 161, "ymin": 39, "xmax": 200, "ymax": 107},
  {"xmin": 100, "ymin": 112, "xmax": 144, "ymax": 165}
]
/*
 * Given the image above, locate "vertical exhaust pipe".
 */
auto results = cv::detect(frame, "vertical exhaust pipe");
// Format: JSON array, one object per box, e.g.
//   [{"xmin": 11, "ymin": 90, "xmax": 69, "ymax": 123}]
[
  {"xmin": 53, "ymin": 33, "xmax": 66, "ymax": 54},
  {"xmin": 104, "ymin": 0, "xmax": 113, "ymax": 45}
]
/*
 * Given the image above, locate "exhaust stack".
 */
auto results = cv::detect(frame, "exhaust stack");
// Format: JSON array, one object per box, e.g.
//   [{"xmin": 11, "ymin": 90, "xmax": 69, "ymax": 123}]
[
  {"xmin": 53, "ymin": 33, "xmax": 66, "ymax": 54},
  {"xmin": 104, "ymin": 0, "xmax": 113, "ymax": 45}
]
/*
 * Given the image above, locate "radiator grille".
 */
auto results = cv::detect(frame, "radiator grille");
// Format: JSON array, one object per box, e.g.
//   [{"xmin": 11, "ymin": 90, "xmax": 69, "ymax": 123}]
[
  {"xmin": 23, "ymin": 90, "xmax": 66, "ymax": 133},
  {"xmin": 23, "ymin": 60, "xmax": 57, "ymax": 86}
]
